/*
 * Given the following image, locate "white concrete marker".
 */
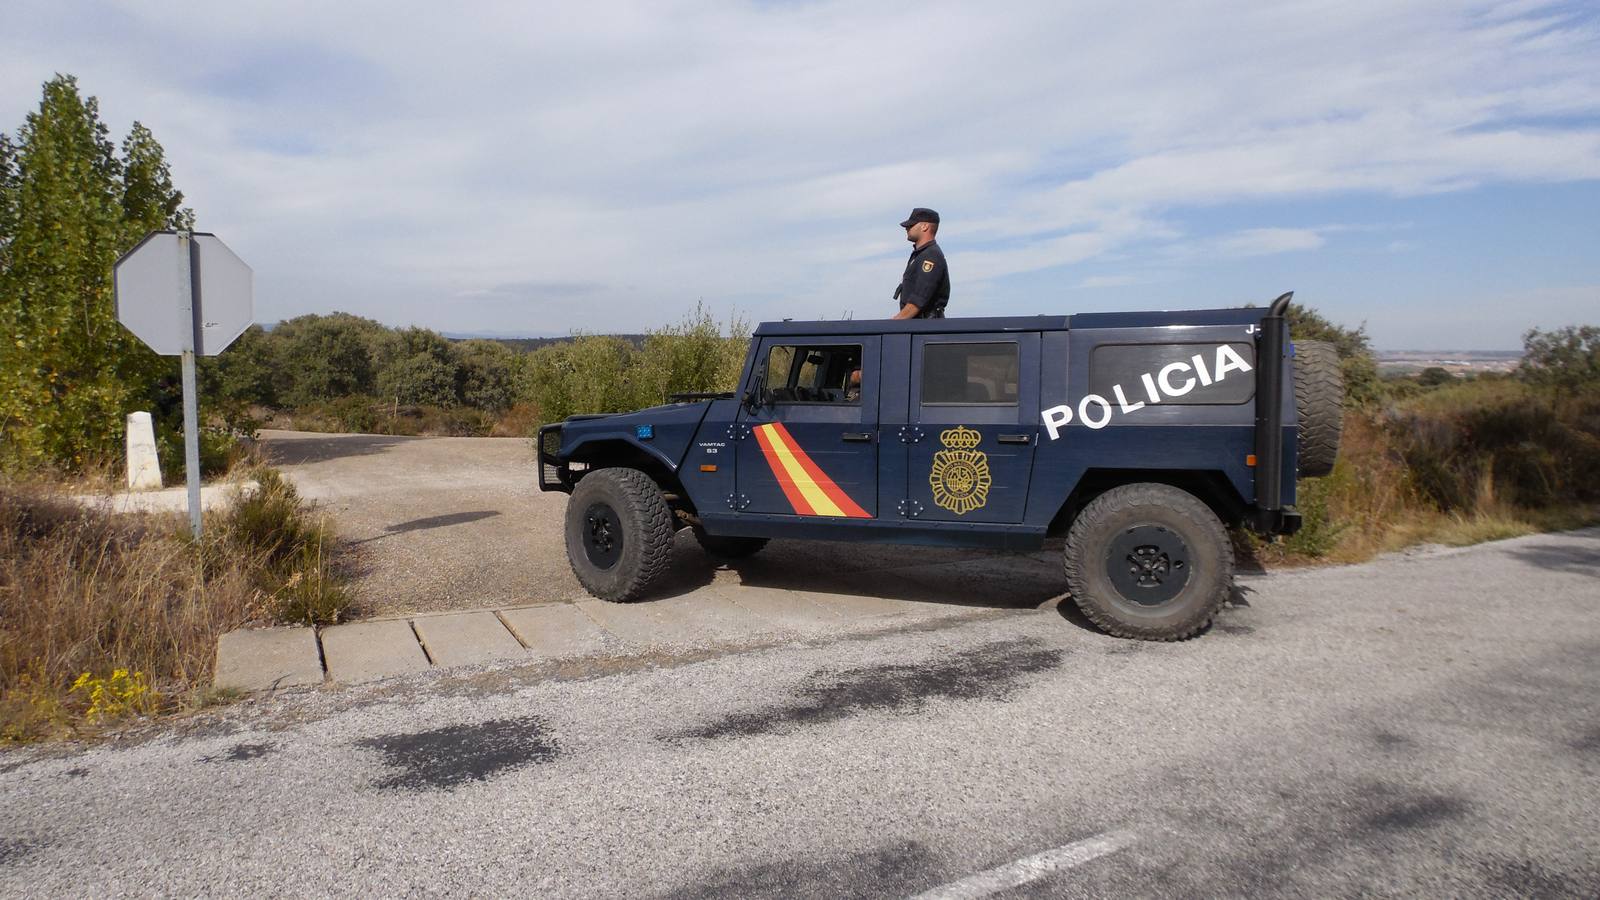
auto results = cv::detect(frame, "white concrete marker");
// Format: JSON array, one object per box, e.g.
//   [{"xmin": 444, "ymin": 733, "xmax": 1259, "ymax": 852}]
[
  {"xmin": 125, "ymin": 411, "xmax": 162, "ymax": 491},
  {"xmin": 909, "ymin": 830, "xmax": 1137, "ymax": 900}
]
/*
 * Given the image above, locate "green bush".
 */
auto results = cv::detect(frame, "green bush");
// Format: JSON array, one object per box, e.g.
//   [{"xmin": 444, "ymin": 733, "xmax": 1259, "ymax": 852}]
[
  {"xmin": 456, "ymin": 340, "xmax": 524, "ymax": 412},
  {"xmin": 528, "ymin": 305, "xmax": 750, "ymax": 426},
  {"xmin": 377, "ymin": 353, "xmax": 458, "ymax": 407},
  {"xmin": 272, "ymin": 313, "xmax": 386, "ymax": 406}
]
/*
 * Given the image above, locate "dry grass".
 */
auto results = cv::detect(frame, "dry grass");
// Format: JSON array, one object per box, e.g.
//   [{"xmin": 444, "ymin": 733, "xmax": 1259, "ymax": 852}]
[
  {"xmin": 0, "ymin": 468, "xmax": 350, "ymax": 743},
  {"xmin": 1252, "ymin": 382, "xmax": 1600, "ymax": 567}
]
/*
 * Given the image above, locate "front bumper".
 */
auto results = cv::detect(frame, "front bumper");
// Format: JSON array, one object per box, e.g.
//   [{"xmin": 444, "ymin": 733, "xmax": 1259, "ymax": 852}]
[{"xmin": 537, "ymin": 423, "xmax": 572, "ymax": 492}]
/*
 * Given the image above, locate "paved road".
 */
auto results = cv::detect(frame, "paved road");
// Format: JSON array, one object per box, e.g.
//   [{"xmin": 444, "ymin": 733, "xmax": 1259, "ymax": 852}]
[
  {"xmin": 261, "ymin": 430, "xmax": 1041, "ymax": 617},
  {"xmin": 4, "ymin": 528, "xmax": 1597, "ymax": 897}
]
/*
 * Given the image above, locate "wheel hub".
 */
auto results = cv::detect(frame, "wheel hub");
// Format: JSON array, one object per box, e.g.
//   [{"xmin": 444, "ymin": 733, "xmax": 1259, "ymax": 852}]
[
  {"xmin": 1106, "ymin": 524, "xmax": 1192, "ymax": 606},
  {"xmin": 582, "ymin": 503, "xmax": 624, "ymax": 569}
]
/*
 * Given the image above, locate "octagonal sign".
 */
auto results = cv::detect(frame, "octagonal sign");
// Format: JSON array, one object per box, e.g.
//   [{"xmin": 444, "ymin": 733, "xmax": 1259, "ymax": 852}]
[{"xmin": 114, "ymin": 231, "xmax": 254, "ymax": 356}]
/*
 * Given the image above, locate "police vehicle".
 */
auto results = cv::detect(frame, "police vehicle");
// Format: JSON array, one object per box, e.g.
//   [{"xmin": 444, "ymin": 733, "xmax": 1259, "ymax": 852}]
[{"xmin": 538, "ymin": 293, "xmax": 1342, "ymax": 640}]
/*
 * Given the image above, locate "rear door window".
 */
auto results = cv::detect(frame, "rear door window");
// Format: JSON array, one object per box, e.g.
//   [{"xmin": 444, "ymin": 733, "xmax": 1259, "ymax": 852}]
[{"xmin": 920, "ymin": 343, "xmax": 1020, "ymax": 406}]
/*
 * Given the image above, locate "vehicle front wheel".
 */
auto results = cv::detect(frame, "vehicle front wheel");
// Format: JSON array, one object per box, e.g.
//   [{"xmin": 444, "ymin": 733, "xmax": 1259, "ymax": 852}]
[
  {"xmin": 564, "ymin": 468, "xmax": 675, "ymax": 602},
  {"xmin": 1063, "ymin": 483, "xmax": 1234, "ymax": 640}
]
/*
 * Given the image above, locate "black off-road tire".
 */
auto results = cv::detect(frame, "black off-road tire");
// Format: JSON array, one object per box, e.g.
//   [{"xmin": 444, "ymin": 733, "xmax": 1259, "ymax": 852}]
[
  {"xmin": 694, "ymin": 530, "xmax": 769, "ymax": 559},
  {"xmin": 564, "ymin": 468, "xmax": 675, "ymax": 602},
  {"xmin": 1063, "ymin": 483, "xmax": 1234, "ymax": 641},
  {"xmin": 1294, "ymin": 339, "xmax": 1344, "ymax": 477}
]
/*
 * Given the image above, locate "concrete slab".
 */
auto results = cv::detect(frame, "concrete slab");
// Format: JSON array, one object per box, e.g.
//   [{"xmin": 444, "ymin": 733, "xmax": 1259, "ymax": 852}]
[
  {"xmin": 68, "ymin": 481, "xmax": 259, "ymax": 515},
  {"xmin": 214, "ymin": 626, "xmax": 322, "ymax": 691},
  {"xmin": 577, "ymin": 593, "xmax": 771, "ymax": 649},
  {"xmin": 321, "ymin": 619, "xmax": 430, "ymax": 683},
  {"xmin": 412, "ymin": 611, "xmax": 527, "ymax": 668},
  {"xmin": 710, "ymin": 584, "xmax": 846, "ymax": 635},
  {"xmin": 499, "ymin": 604, "xmax": 613, "ymax": 659}
]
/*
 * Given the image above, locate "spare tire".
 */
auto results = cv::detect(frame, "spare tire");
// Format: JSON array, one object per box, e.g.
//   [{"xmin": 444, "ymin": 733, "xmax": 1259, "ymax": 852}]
[{"xmin": 1294, "ymin": 340, "xmax": 1344, "ymax": 477}]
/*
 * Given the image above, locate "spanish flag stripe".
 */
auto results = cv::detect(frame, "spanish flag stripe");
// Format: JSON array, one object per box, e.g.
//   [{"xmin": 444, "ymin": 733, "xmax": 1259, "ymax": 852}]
[
  {"xmin": 752, "ymin": 424, "xmax": 819, "ymax": 515},
  {"xmin": 757, "ymin": 425, "xmax": 846, "ymax": 516},
  {"xmin": 766, "ymin": 423, "xmax": 872, "ymax": 518}
]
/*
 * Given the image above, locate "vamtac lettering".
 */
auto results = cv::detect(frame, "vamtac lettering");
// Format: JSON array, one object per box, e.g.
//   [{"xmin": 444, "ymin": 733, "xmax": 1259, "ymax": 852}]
[{"xmin": 1043, "ymin": 344, "xmax": 1253, "ymax": 440}]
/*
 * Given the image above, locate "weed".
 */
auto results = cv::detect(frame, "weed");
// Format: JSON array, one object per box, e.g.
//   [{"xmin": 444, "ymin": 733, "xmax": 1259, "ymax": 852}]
[
  {"xmin": 0, "ymin": 466, "xmax": 349, "ymax": 742},
  {"xmin": 70, "ymin": 669, "xmax": 157, "ymax": 722}
]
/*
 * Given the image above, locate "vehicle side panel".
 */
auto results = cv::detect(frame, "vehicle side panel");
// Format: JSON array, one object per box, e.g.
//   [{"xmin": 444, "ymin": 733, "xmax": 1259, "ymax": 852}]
[{"xmin": 1024, "ymin": 322, "xmax": 1289, "ymax": 525}]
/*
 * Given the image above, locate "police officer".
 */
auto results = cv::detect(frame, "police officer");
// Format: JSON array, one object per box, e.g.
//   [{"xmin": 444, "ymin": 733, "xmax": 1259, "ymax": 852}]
[{"xmin": 893, "ymin": 208, "xmax": 950, "ymax": 319}]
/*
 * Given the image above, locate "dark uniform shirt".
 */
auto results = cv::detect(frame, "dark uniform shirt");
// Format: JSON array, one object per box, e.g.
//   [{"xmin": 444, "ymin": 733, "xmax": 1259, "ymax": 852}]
[{"xmin": 894, "ymin": 240, "xmax": 950, "ymax": 318}]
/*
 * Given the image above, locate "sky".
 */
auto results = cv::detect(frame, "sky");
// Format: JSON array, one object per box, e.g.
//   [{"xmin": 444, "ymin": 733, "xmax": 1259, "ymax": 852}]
[{"xmin": 4, "ymin": 1, "xmax": 1598, "ymax": 350}]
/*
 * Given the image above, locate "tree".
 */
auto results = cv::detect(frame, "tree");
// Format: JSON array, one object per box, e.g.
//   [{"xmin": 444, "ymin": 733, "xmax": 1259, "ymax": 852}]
[
  {"xmin": 1417, "ymin": 366, "xmax": 1454, "ymax": 387},
  {"xmin": 456, "ymin": 339, "xmax": 521, "ymax": 412},
  {"xmin": 1519, "ymin": 325, "xmax": 1600, "ymax": 390},
  {"xmin": 377, "ymin": 353, "xmax": 457, "ymax": 407},
  {"xmin": 273, "ymin": 313, "xmax": 384, "ymax": 405},
  {"xmin": 0, "ymin": 75, "xmax": 192, "ymax": 471},
  {"xmin": 119, "ymin": 122, "xmax": 194, "ymax": 239}
]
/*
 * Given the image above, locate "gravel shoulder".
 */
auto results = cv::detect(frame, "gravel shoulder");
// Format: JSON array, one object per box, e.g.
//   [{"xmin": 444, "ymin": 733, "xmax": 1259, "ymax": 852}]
[{"xmin": 260, "ymin": 429, "xmax": 1057, "ymax": 617}]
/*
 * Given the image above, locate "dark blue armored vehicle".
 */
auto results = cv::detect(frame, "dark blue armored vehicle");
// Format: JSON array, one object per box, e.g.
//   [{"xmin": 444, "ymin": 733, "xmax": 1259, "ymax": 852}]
[{"xmin": 539, "ymin": 293, "xmax": 1342, "ymax": 640}]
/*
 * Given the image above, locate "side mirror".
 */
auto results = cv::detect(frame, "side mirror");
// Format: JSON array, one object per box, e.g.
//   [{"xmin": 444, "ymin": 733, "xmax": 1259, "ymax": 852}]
[{"xmin": 743, "ymin": 371, "xmax": 768, "ymax": 411}]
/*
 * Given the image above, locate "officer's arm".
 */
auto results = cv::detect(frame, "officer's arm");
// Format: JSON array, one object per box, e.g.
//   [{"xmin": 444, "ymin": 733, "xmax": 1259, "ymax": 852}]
[{"xmin": 893, "ymin": 304, "xmax": 920, "ymax": 320}]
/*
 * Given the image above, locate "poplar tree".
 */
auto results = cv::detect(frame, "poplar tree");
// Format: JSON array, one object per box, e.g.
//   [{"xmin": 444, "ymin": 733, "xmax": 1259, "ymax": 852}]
[{"xmin": 0, "ymin": 75, "xmax": 192, "ymax": 471}]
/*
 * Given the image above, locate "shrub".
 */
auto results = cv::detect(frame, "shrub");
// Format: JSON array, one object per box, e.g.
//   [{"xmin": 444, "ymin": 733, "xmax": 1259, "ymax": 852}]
[
  {"xmin": 527, "ymin": 305, "xmax": 751, "ymax": 426},
  {"xmin": 1383, "ymin": 381, "xmax": 1600, "ymax": 511},
  {"xmin": 457, "ymin": 340, "xmax": 524, "ymax": 413},
  {"xmin": 1417, "ymin": 367, "xmax": 1455, "ymax": 387},
  {"xmin": 213, "ymin": 467, "xmax": 351, "ymax": 625}
]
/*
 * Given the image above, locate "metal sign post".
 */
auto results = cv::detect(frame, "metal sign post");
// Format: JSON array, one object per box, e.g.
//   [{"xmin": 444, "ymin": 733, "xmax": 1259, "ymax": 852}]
[
  {"xmin": 176, "ymin": 232, "xmax": 202, "ymax": 539},
  {"xmin": 115, "ymin": 230, "xmax": 254, "ymax": 541}
]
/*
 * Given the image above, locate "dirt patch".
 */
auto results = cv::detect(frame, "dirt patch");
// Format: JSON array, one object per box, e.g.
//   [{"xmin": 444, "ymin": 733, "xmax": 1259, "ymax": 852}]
[{"xmin": 669, "ymin": 638, "xmax": 1064, "ymax": 741}]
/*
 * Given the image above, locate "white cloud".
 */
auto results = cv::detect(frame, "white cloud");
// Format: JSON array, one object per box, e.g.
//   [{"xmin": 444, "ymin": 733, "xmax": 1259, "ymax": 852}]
[{"xmin": 2, "ymin": 1, "xmax": 1597, "ymax": 336}]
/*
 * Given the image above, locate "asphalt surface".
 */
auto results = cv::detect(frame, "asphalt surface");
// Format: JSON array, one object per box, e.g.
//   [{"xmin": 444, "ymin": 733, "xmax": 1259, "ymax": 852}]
[
  {"xmin": 260, "ymin": 429, "xmax": 1032, "ymax": 617},
  {"xmin": 3, "ymin": 528, "xmax": 1597, "ymax": 897}
]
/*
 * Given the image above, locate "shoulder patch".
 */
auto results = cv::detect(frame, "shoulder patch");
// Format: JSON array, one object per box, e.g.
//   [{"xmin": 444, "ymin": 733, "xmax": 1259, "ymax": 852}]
[{"xmin": 921, "ymin": 260, "xmax": 935, "ymax": 273}]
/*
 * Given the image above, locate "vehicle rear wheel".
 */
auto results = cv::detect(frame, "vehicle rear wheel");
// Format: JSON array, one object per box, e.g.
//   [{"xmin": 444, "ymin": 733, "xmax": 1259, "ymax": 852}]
[
  {"xmin": 693, "ymin": 530, "xmax": 769, "ymax": 559},
  {"xmin": 1294, "ymin": 339, "xmax": 1344, "ymax": 477},
  {"xmin": 564, "ymin": 468, "xmax": 675, "ymax": 602},
  {"xmin": 1063, "ymin": 483, "xmax": 1234, "ymax": 641}
]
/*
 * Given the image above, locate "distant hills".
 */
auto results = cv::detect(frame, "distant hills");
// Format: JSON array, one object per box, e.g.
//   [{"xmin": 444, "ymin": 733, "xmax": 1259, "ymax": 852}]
[{"xmin": 442, "ymin": 334, "xmax": 650, "ymax": 352}]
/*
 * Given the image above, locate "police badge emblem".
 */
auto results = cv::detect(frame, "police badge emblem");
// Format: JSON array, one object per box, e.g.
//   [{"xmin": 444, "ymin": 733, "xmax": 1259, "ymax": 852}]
[
  {"xmin": 929, "ymin": 426, "xmax": 991, "ymax": 514},
  {"xmin": 921, "ymin": 260, "xmax": 935, "ymax": 273}
]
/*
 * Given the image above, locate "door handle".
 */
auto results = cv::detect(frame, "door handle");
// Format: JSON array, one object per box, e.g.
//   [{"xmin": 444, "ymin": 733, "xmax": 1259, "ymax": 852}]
[
  {"xmin": 997, "ymin": 433, "xmax": 1032, "ymax": 445},
  {"xmin": 842, "ymin": 432, "xmax": 873, "ymax": 442}
]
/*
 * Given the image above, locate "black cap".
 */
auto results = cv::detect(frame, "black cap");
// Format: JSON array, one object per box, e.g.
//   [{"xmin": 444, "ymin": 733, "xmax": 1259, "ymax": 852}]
[{"xmin": 899, "ymin": 207, "xmax": 940, "ymax": 228}]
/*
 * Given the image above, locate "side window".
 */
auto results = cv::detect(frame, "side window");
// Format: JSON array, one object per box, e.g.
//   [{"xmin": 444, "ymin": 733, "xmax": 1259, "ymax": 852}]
[
  {"xmin": 921, "ymin": 343, "xmax": 1020, "ymax": 405},
  {"xmin": 763, "ymin": 344, "xmax": 862, "ymax": 404}
]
